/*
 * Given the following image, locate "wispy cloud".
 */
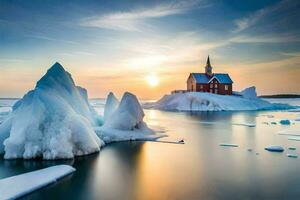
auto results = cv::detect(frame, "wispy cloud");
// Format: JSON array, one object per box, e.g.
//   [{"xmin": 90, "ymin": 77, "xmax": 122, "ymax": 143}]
[
  {"xmin": 232, "ymin": 0, "xmax": 297, "ymax": 33},
  {"xmin": 80, "ymin": 0, "xmax": 207, "ymax": 31},
  {"xmin": 25, "ymin": 34, "xmax": 78, "ymax": 45}
]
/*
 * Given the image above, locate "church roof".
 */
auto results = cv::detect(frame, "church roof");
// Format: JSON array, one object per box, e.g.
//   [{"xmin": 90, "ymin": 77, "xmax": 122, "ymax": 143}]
[{"xmin": 191, "ymin": 73, "xmax": 233, "ymax": 84}]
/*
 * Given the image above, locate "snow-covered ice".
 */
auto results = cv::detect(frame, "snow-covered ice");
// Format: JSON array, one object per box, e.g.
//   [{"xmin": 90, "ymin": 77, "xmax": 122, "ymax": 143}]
[
  {"xmin": 0, "ymin": 63, "xmax": 103, "ymax": 159},
  {"xmin": 97, "ymin": 92, "xmax": 165, "ymax": 143},
  {"xmin": 238, "ymin": 86, "xmax": 257, "ymax": 99},
  {"xmin": 103, "ymin": 92, "xmax": 119, "ymax": 122},
  {"xmin": 265, "ymin": 145, "xmax": 284, "ymax": 152},
  {"xmin": 144, "ymin": 87, "xmax": 295, "ymax": 111},
  {"xmin": 0, "ymin": 165, "xmax": 75, "ymax": 199},
  {"xmin": 280, "ymin": 119, "xmax": 291, "ymax": 125}
]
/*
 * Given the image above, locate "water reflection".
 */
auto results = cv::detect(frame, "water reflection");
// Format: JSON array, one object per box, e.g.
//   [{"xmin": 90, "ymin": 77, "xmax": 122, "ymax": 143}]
[{"xmin": 0, "ymin": 107, "xmax": 300, "ymax": 200}]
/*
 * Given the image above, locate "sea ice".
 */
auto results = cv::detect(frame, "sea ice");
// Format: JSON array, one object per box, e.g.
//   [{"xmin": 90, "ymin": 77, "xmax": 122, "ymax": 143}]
[
  {"xmin": 265, "ymin": 145, "xmax": 284, "ymax": 152},
  {"xmin": 0, "ymin": 165, "xmax": 75, "ymax": 199},
  {"xmin": 144, "ymin": 87, "xmax": 295, "ymax": 111},
  {"xmin": 0, "ymin": 62, "xmax": 103, "ymax": 159}
]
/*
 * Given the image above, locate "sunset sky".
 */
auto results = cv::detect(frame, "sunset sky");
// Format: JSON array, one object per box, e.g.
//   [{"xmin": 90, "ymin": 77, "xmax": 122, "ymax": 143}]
[{"xmin": 0, "ymin": 0, "xmax": 299, "ymax": 99}]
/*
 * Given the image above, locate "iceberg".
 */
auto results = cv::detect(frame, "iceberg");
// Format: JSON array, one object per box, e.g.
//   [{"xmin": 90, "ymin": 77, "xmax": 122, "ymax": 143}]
[
  {"xmin": 97, "ymin": 92, "xmax": 164, "ymax": 143},
  {"xmin": 103, "ymin": 92, "xmax": 119, "ymax": 121},
  {"xmin": 0, "ymin": 62, "xmax": 103, "ymax": 159},
  {"xmin": 0, "ymin": 165, "xmax": 75, "ymax": 199},
  {"xmin": 237, "ymin": 86, "xmax": 257, "ymax": 99},
  {"xmin": 144, "ymin": 87, "xmax": 295, "ymax": 111}
]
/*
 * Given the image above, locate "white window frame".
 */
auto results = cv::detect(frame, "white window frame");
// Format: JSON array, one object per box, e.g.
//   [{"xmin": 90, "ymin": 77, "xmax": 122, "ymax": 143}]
[{"xmin": 225, "ymin": 85, "xmax": 228, "ymax": 91}]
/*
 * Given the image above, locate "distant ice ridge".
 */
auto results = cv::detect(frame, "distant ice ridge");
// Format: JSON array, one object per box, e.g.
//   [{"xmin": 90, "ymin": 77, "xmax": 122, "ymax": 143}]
[
  {"xmin": 96, "ymin": 92, "xmax": 165, "ymax": 143},
  {"xmin": 144, "ymin": 87, "xmax": 295, "ymax": 111},
  {"xmin": 0, "ymin": 63, "xmax": 103, "ymax": 159},
  {"xmin": 0, "ymin": 63, "xmax": 163, "ymax": 160}
]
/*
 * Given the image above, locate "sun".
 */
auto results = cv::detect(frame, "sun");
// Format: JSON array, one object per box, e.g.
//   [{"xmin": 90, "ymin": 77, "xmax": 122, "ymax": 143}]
[{"xmin": 146, "ymin": 75, "xmax": 159, "ymax": 87}]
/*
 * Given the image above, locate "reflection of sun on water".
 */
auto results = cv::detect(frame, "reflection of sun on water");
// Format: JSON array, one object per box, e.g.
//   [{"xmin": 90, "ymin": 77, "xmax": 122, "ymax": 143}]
[{"xmin": 146, "ymin": 75, "xmax": 159, "ymax": 87}]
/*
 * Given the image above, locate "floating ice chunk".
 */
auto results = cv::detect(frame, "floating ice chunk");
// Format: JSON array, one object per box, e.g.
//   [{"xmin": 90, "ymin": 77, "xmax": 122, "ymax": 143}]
[
  {"xmin": 265, "ymin": 145, "xmax": 284, "ymax": 152},
  {"xmin": 0, "ymin": 62, "xmax": 103, "ymax": 159},
  {"xmin": 288, "ymin": 137, "xmax": 300, "ymax": 141},
  {"xmin": 219, "ymin": 143, "xmax": 238, "ymax": 147},
  {"xmin": 0, "ymin": 165, "xmax": 75, "ymax": 199},
  {"xmin": 280, "ymin": 120, "xmax": 291, "ymax": 125},
  {"xmin": 103, "ymin": 92, "xmax": 119, "ymax": 121},
  {"xmin": 287, "ymin": 154, "xmax": 298, "ymax": 158},
  {"xmin": 232, "ymin": 123, "xmax": 256, "ymax": 127},
  {"xmin": 98, "ymin": 92, "xmax": 165, "ymax": 143}
]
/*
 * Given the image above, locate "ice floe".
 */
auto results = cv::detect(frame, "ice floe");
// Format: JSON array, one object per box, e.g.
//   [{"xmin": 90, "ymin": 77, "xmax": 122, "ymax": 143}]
[
  {"xmin": 265, "ymin": 145, "xmax": 284, "ymax": 152},
  {"xmin": 0, "ymin": 165, "xmax": 75, "ymax": 199}
]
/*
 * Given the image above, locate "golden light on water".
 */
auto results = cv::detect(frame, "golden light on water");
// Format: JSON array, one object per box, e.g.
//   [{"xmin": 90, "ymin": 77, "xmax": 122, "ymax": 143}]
[{"xmin": 146, "ymin": 75, "xmax": 159, "ymax": 87}]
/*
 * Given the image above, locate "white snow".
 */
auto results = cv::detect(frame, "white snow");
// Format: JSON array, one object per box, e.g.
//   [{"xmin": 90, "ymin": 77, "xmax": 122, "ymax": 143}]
[
  {"xmin": 97, "ymin": 92, "xmax": 165, "ymax": 143},
  {"xmin": 265, "ymin": 145, "xmax": 284, "ymax": 152},
  {"xmin": 0, "ymin": 63, "xmax": 103, "ymax": 159},
  {"xmin": 279, "ymin": 119, "xmax": 291, "ymax": 125},
  {"xmin": 144, "ymin": 87, "xmax": 294, "ymax": 111},
  {"xmin": 103, "ymin": 92, "xmax": 119, "ymax": 121},
  {"xmin": 0, "ymin": 165, "xmax": 75, "ymax": 199}
]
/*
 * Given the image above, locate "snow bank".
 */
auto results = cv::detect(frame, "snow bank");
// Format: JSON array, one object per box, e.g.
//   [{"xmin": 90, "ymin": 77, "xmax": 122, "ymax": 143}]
[
  {"xmin": 265, "ymin": 145, "xmax": 284, "ymax": 152},
  {"xmin": 103, "ymin": 92, "xmax": 119, "ymax": 121},
  {"xmin": 144, "ymin": 90, "xmax": 294, "ymax": 111},
  {"xmin": 0, "ymin": 165, "xmax": 75, "ymax": 199},
  {"xmin": 0, "ymin": 62, "xmax": 103, "ymax": 159},
  {"xmin": 97, "ymin": 92, "xmax": 164, "ymax": 143}
]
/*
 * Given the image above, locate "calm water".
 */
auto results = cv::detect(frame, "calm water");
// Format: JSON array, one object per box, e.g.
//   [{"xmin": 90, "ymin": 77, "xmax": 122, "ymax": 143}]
[{"xmin": 1, "ymin": 98, "xmax": 300, "ymax": 200}]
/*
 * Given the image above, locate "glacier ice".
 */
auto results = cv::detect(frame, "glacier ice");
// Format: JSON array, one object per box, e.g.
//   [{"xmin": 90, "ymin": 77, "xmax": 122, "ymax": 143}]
[{"xmin": 0, "ymin": 62, "xmax": 103, "ymax": 159}]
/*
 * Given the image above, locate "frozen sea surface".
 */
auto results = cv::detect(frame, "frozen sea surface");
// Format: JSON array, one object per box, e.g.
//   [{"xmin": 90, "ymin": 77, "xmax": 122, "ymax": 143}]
[{"xmin": 1, "ymin": 98, "xmax": 300, "ymax": 199}]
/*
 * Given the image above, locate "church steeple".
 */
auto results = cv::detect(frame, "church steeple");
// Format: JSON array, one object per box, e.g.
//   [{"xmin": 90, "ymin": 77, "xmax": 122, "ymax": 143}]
[{"xmin": 205, "ymin": 55, "xmax": 213, "ymax": 76}]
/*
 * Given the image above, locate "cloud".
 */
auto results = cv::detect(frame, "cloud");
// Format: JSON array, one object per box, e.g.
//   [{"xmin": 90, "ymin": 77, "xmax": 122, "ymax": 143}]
[
  {"xmin": 80, "ymin": 0, "xmax": 206, "ymax": 31},
  {"xmin": 232, "ymin": 0, "xmax": 299, "ymax": 33},
  {"xmin": 25, "ymin": 34, "xmax": 78, "ymax": 45}
]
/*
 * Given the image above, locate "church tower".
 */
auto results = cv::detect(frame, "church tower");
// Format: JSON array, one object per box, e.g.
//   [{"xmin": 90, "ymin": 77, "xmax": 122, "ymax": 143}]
[{"xmin": 205, "ymin": 55, "xmax": 213, "ymax": 76}]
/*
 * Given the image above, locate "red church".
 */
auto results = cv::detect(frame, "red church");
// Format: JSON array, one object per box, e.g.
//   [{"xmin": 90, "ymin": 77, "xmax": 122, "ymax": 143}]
[{"xmin": 187, "ymin": 56, "xmax": 233, "ymax": 95}]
